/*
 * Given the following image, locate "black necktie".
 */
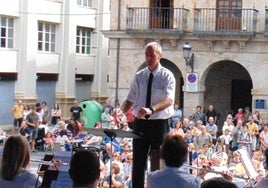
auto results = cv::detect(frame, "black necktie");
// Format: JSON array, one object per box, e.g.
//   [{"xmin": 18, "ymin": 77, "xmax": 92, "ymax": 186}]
[{"xmin": 145, "ymin": 72, "xmax": 153, "ymax": 119}]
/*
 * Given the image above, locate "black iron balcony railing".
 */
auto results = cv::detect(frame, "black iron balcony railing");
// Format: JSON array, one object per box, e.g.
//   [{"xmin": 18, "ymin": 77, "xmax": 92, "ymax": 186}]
[
  {"xmin": 265, "ymin": 9, "xmax": 268, "ymax": 36},
  {"xmin": 126, "ymin": 7, "xmax": 188, "ymax": 35},
  {"xmin": 193, "ymin": 8, "xmax": 258, "ymax": 37}
]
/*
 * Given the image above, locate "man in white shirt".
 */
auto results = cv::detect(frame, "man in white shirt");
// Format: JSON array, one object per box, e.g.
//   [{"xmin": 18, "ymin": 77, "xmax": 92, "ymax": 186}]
[
  {"xmin": 121, "ymin": 42, "xmax": 175, "ymax": 188},
  {"xmin": 222, "ymin": 117, "xmax": 234, "ymax": 135}
]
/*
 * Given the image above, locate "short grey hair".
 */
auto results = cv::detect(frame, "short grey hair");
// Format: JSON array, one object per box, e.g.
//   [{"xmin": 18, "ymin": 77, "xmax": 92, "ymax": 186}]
[{"xmin": 145, "ymin": 42, "xmax": 162, "ymax": 54}]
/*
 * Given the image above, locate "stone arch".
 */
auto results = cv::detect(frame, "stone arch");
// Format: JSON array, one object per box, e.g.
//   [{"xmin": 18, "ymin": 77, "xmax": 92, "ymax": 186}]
[{"xmin": 200, "ymin": 60, "xmax": 252, "ymax": 127}]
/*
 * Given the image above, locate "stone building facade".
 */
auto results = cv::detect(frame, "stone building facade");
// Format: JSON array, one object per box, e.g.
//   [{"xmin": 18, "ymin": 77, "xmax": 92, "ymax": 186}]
[
  {"xmin": 104, "ymin": 0, "xmax": 268, "ymax": 127},
  {"xmin": 0, "ymin": 0, "xmax": 110, "ymax": 125}
]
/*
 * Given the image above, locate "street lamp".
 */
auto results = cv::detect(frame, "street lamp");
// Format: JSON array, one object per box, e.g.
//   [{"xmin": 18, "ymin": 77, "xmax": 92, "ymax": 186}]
[{"xmin": 182, "ymin": 42, "xmax": 194, "ymax": 72}]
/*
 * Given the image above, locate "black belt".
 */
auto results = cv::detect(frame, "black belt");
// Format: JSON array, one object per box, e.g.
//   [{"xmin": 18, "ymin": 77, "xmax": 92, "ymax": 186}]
[{"xmin": 134, "ymin": 118, "xmax": 168, "ymax": 121}]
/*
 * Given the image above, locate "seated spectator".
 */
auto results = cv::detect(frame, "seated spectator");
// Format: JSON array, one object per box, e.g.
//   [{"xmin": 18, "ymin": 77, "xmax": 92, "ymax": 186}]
[
  {"xmin": 38, "ymin": 120, "xmax": 50, "ymax": 135},
  {"xmin": 66, "ymin": 117, "xmax": 83, "ymax": 138},
  {"xmin": 229, "ymin": 151, "xmax": 247, "ymax": 178},
  {"xmin": 55, "ymin": 129, "xmax": 71, "ymax": 152},
  {"xmin": 123, "ymin": 152, "xmax": 133, "ymax": 188},
  {"xmin": 120, "ymin": 143, "xmax": 131, "ymax": 163},
  {"xmin": 170, "ymin": 121, "xmax": 184, "ymax": 138},
  {"xmin": 44, "ymin": 132, "xmax": 55, "ymax": 151},
  {"xmin": 53, "ymin": 120, "xmax": 73, "ymax": 138},
  {"xmin": 204, "ymin": 157, "xmax": 229, "ymax": 180},
  {"xmin": 85, "ymin": 122, "xmax": 103, "ymax": 147},
  {"xmin": 104, "ymin": 122, "xmax": 123, "ymax": 153},
  {"xmin": 254, "ymin": 149, "xmax": 268, "ymax": 188},
  {"xmin": 188, "ymin": 143, "xmax": 198, "ymax": 161},
  {"xmin": 185, "ymin": 130, "xmax": 194, "ymax": 144},
  {"xmin": 259, "ymin": 123, "xmax": 268, "ymax": 153},
  {"xmin": 121, "ymin": 122, "xmax": 131, "ymax": 131},
  {"xmin": 192, "ymin": 150, "xmax": 208, "ymax": 173},
  {"xmin": 0, "ymin": 135, "xmax": 41, "ymax": 187},
  {"xmin": 53, "ymin": 121, "xmax": 72, "ymax": 151},
  {"xmin": 189, "ymin": 121, "xmax": 198, "ymax": 136},
  {"xmin": 252, "ymin": 150, "xmax": 265, "ymax": 172},
  {"xmin": 112, "ymin": 152, "xmax": 124, "ymax": 169},
  {"xmin": 103, "ymin": 151, "xmax": 124, "ymax": 180},
  {"xmin": 212, "ymin": 143, "xmax": 228, "ymax": 166},
  {"xmin": 102, "ymin": 161, "xmax": 124, "ymax": 188},
  {"xmin": 69, "ymin": 149, "xmax": 100, "ymax": 188},
  {"xmin": 195, "ymin": 120, "xmax": 203, "ymax": 136},
  {"xmin": 147, "ymin": 134, "xmax": 202, "ymax": 188},
  {"xmin": 101, "ymin": 143, "xmax": 113, "ymax": 165},
  {"xmin": 203, "ymin": 143, "xmax": 213, "ymax": 161}
]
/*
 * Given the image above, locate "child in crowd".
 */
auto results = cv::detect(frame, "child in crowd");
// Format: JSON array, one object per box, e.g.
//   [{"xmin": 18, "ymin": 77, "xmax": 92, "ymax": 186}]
[
  {"xmin": 185, "ymin": 130, "xmax": 195, "ymax": 144},
  {"xmin": 218, "ymin": 129, "xmax": 232, "ymax": 164},
  {"xmin": 44, "ymin": 132, "xmax": 55, "ymax": 151}
]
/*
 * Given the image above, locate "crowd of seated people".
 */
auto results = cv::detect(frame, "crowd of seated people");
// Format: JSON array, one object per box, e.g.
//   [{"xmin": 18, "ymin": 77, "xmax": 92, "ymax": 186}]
[
  {"xmin": 5, "ymin": 99, "xmax": 268, "ymax": 188},
  {"xmin": 167, "ymin": 105, "xmax": 268, "ymax": 188}
]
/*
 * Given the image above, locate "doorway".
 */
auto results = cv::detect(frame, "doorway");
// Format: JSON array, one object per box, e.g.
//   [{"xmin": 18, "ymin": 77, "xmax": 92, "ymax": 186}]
[
  {"xmin": 216, "ymin": 0, "xmax": 242, "ymax": 31},
  {"xmin": 149, "ymin": 0, "xmax": 174, "ymax": 29},
  {"xmin": 203, "ymin": 61, "xmax": 252, "ymax": 127},
  {"xmin": 231, "ymin": 79, "xmax": 252, "ymax": 113}
]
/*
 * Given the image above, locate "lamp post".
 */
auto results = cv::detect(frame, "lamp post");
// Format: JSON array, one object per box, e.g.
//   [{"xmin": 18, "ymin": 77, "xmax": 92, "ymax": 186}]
[{"xmin": 182, "ymin": 42, "xmax": 194, "ymax": 72}]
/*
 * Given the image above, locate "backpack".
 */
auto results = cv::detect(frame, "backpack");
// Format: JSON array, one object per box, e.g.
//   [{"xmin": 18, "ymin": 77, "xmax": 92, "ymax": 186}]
[{"xmin": 229, "ymin": 140, "xmax": 238, "ymax": 151}]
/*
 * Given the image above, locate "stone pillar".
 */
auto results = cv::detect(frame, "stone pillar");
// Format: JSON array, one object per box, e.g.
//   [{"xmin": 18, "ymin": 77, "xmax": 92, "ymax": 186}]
[
  {"xmin": 14, "ymin": 93, "xmax": 37, "ymax": 108},
  {"xmin": 90, "ymin": 0, "xmax": 109, "ymax": 100},
  {"xmin": 251, "ymin": 88, "xmax": 268, "ymax": 122},
  {"xmin": 55, "ymin": 0, "xmax": 76, "ymax": 120},
  {"xmin": 183, "ymin": 85, "xmax": 205, "ymax": 119},
  {"xmin": 55, "ymin": 92, "xmax": 75, "ymax": 121},
  {"xmin": 14, "ymin": 0, "xmax": 38, "ymax": 104},
  {"xmin": 91, "ymin": 92, "xmax": 108, "ymax": 105}
]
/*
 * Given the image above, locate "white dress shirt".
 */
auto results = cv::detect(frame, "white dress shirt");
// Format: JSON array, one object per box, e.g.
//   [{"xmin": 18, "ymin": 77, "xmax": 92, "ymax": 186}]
[{"xmin": 127, "ymin": 64, "xmax": 175, "ymax": 119}]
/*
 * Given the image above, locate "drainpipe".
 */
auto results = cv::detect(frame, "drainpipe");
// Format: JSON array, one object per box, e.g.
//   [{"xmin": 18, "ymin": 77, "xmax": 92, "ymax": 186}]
[{"xmin": 115, "ymin": 0, "xmax": 121, "ymax": 104}]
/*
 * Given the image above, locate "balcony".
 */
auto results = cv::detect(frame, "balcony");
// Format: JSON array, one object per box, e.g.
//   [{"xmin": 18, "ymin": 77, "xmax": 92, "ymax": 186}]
[
  {"xmin": 265, "ymin": 8, "xmax": 268, "ymax": 36},
  {"xmin": 193, "ymin": 8, "xmax": 258, "ymax": 37},
  {"xmin": 126, "ymin": 7, "xmax": 188, "ymax": 36}
]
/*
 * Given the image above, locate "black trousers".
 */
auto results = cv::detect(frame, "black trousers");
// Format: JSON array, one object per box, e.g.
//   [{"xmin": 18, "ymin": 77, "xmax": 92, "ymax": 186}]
[{"xmin": 132, "ymin": 118, "xmax": 169, "ymax": 188}]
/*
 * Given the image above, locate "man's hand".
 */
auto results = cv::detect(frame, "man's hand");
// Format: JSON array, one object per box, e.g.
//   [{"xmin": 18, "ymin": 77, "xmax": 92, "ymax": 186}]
[{"xmin": 137, "ymin": 107, "xmax": 152, "ymax": 118}]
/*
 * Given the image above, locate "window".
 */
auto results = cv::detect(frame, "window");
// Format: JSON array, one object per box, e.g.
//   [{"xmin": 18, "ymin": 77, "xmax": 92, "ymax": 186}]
[
  {"xmin": 0, "ymin": 16, "xmax": 14, "ymax": 48},
  {"xmin": 77, "ymin": 0, "xmax": 92, "ymax": 7},
  {"xmin": 76, "ymin": 27, "xmax": 92, "ymax": 54},
  {"xmin": 38, "ymin": 22, "xmax": 56, "ymax": 52},
  {"xmin": 216, "ymin": 0, "xmax": 242, "ymax": 30}
]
